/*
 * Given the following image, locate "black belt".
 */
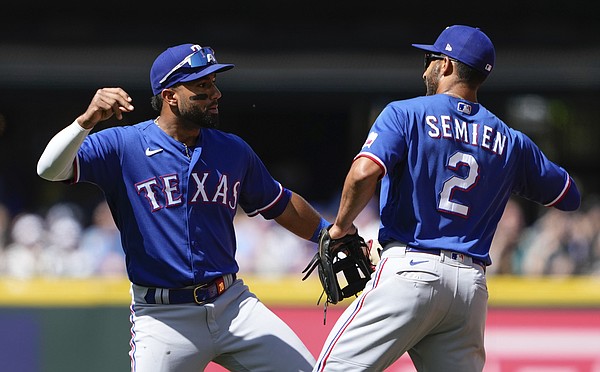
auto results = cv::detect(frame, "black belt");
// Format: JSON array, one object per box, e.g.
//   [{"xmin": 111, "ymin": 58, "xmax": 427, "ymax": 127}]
[
  {"xmin": 405, "ymin": 247, "xmax": 487, "ymax": 271},
  {"xmin": 144, "ymin": 274, "xmax": 236, "ymax": 305}
]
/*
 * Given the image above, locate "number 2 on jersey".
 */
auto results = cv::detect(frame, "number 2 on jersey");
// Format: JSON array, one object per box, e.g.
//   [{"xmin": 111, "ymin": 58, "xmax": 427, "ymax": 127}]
[{"xmin": 438, "ymin": 152, "xmax": 479, "ymax": 217}]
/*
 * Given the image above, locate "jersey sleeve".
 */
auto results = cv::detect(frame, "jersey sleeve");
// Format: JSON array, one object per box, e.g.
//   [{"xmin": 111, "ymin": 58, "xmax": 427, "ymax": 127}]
[
  {"xmin": 513, "ymin": 133, "xmax": 580, "ymax": 211},
  {"xmin": 236, "ymin": 139, "xmax": 291, "ymax": 219},
  {"xmin": 355, "ymin": 103, "xmax": 408, "ymax": 177},
  {"xmin": 75, "ymin": 127, "xmax": 123, "ymax": 192}
]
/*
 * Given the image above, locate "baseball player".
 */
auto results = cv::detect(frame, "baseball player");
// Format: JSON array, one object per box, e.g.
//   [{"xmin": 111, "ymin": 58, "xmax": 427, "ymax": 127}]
[
  {"xmin": 37, "ymin": 43, "xmax": 329, "ymax": 372},
  {"xmin": 313, "ymin": 25, "xmax": 581, "ymax": 371}
]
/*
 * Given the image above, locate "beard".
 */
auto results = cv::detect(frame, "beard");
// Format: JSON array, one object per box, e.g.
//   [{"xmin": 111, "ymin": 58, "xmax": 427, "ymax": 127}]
[
  {"xmin": 425, "ymin": 64, "xmax": 440, "ymax": 96},
  {"xmin": 180, "ymin": 104, "xmax": 220, "ymax": 129}
]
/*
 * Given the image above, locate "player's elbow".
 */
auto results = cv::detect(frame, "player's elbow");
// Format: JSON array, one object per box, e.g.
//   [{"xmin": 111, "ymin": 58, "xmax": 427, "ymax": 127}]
[
  {"xmin": 37, "ymin": 159, "xmax": 53, "ymax": 180},
  {"xmin": 349, "ymin": 157, "xmax": 383, "ymax": 184},
  {"xmin": 36, "ymin": 158, "xmax": 70, "ymax": 182}
]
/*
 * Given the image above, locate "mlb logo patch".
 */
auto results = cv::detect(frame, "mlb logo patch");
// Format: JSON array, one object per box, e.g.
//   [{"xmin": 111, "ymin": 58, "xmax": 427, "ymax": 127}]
[
  {"xmin": 457, "ymin": 102, "xmax": 472, "ymax": 114},
  {"xmin": 451, "ymin": 252, "xmax": 465, "ymax": 261}
]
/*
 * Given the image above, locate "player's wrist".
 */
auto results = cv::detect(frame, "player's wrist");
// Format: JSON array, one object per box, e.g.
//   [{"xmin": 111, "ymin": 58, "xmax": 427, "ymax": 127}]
[
  {"xmin": 310, "ymin": 217, "xmax": 330, "ymax": 243},
  {"xmin": 72, "ymin": 118, "xmax": 94, "ymax": 133},
  {"xmin": 76, "ymin": 114, "xmax": 98, "ymax": 130}
]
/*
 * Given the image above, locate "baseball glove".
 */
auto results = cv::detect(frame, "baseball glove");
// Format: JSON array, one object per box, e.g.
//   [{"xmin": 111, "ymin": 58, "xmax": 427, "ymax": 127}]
[{"xmin": 302, "ymin": 225, "xmax": 375, "ymax": 320}]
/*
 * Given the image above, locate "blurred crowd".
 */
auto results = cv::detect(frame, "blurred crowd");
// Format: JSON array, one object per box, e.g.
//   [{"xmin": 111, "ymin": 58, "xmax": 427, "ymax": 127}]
[
  {"xmin": 0, "ymin": 201, "xmax": 126, "ymax": 279},
  {"xmin": 0, "ymin": 195, "xmax": 599, "ymax": 279},
  {"xmin": 488, "ymin": 196, "xmax": 600, "ymax": 276}
]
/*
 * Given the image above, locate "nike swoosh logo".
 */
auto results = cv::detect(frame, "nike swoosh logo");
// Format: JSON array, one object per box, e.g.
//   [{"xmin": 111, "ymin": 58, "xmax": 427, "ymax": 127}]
[
  {"xmin": 145, "ymin": 147, "xmax": 163, "ymax": 156},
  {"xmin": 409, "ymin": 259, "xmax": 428, "ymax": 266}
]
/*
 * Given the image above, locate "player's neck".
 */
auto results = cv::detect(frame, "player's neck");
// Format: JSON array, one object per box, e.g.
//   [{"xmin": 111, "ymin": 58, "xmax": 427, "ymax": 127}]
[
  {"xmin": 444, "ymin": 91, "xmax": 477, "ymax": 102},
  {"xmin": 154, "ymin": 116, "xmax": 199, "ymax": 147},
  {"xmin": 440, "ymin": 83, "xmax": 477, "ymax": 102}
]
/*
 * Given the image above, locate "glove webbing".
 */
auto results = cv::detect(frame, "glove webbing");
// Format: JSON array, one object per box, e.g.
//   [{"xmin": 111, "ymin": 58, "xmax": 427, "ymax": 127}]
[
  {"xmin": 301, "ymin": 256, "xmax": 329, "ymax": 324},
  {"xmin": 301, "ymin": 231, "xmax": 373, "ymax": 324}
]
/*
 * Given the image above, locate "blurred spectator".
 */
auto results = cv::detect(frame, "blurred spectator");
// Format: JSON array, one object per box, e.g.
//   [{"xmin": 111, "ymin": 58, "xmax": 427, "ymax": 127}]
[
  {"xmin": 235, "ymin": 213, "xmax": 316, "ymax": 278},
  {"xmin": 0, "ymin": 203, "xmax": 11, "ymax": 274},
  {"xmin": 44, "ymin": 201, "xmax": 85, "ymax": 226},
  {"xmin": 78, "ymin": 201, "xmax": 126, "ymax": 277},
  {"xmin": 564, "ymin": 207, "xmax": 596, "ymax": 274},
  {"xmin": 354, "ymin": 197, "xmax": 380, "ymax": 244},
  {"xmin": 0, "ymin": 203, "xmax": 10, "ymax": 249},
  {"xmin": 518, "ymin": 208, "xmax": 579, "ymax": 276},
  {"xmin": 39, "ymin": 213, "xmax": 92, "ymax": 278},
  {"xmin": 233, "ymin": 209, "xmax": 271, "ymax": 274},
  {"xmin": 491, "ymin": 194, "xmax": 599, "ymax": 276},
  {"xmin": 587, "ymin": 201, "xmax": 600, "ymax": 274},
  {"xmin": 518, "ymin": 208, "xmax": 563, "ymax": 275},
  {"xmin": 3, "ymin": 212, "xmax": 46, "ymax": 278},
  {"xmin": 487, "ymin": 198, "xmax": 526, "ymax": 275},
  {"xmin": 257, "ymin": 222, "xmax": 314, "ymax": 278}
]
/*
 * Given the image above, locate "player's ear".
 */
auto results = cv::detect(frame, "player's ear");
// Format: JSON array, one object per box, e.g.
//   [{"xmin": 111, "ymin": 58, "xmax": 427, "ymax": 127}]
[
  {"xmin": 442, "ymin": 57, "xmax": 455, "ymax": 76},
  {"xmin": 161, "ymin": 88, "xmax": 178, "ymax": 106}
]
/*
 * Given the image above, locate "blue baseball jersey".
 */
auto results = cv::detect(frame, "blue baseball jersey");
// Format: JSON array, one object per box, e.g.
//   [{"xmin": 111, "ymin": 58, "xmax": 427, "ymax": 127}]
[
  {"xmin": 74, "ymin": 120, "xmax": 290, "ymax": 288},
  {"xmin": 357, "ymin": 94, "xmax": 578, "ymax": 265}
]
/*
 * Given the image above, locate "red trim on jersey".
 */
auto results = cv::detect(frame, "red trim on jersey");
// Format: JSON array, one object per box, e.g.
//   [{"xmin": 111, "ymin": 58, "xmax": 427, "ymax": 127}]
[
  {"xmin": 247, "ymin": 184, "xmax": 289, "ymax": 218},
  {"xmin": 544, "ymin": 174, "xmax": 571, "ymax": 207},
  {"xmin": 354, "ymin": 152, "xmax": 386, "ymax": 180},
  {"xmin": 71, "ymin": 157, "xmax": 80, "ymax": 184}
]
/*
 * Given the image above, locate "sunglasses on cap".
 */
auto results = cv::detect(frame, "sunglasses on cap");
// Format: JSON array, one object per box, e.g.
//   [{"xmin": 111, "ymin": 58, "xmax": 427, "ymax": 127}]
[
  {"xmin": 423, "ymin": 53, "xmax": 459, "ymax": 71},
  {"xmin": 158, "ymin": 46, "xmax": 218, "ymax": 85}
]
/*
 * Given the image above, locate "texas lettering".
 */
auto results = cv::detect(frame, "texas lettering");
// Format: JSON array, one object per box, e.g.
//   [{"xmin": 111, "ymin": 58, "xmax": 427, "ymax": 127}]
[{"xmin": 135, "ymin": 171, "xmax": 240, "ymax": 211}]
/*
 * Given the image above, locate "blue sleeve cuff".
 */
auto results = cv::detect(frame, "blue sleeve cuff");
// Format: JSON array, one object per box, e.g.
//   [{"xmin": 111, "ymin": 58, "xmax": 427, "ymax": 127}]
[
  {"xmin": 259, "ymin": 187, "xmax": 292, "ymax": 219},
  {"xmin": 310, "ymin": 217, "xmax": 331, "ymax": 243}
]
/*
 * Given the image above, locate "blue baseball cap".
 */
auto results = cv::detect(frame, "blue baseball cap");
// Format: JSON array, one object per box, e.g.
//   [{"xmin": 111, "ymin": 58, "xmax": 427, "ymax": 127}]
[
  {"xmin": 150, "ymin": 43, "xmax": 234, "ymax": 95},
  {"xmin": 412, "ymin": 25, "xmax": 495, "ymax": 76}
]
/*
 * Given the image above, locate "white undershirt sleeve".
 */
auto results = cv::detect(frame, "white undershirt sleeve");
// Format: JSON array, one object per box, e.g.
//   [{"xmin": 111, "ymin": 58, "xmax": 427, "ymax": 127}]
[{"xmin": 37, "ymin": 120, "xmax": 92, "ymax": 181}]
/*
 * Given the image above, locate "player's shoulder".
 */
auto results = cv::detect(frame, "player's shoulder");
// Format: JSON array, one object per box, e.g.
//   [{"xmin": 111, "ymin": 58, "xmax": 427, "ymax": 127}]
[
  {"xmin": 399, "ymin": 94, "xmax": 444, "ymax": 104},
  {"xmin": 375, "ymin": 96, "xmax": 438, "ymax": 123},
  {"xmin": 386, "ymin": 95, "xmax": 431, "ymax": 107},
  {"xmin": 203, "ymin": 128, "xmax": 244, "ymax": 142},
  {"xmin": 94, "ymin": 120, "xmax": 153, "ymax": 134},
  {"xmin": 203, "ymin": 128, "xmax": 251, "ymax": 150},
  {"xmin": 88, "ymin": 120, "xmax": 154, "ymax": 145},
  {"xmin": 130, "ymin": 120, "xmax": 156, "ymax": 132},
  {"xmin": 383, "ymin": 95, "xmax": 442, "ymax": 113}
]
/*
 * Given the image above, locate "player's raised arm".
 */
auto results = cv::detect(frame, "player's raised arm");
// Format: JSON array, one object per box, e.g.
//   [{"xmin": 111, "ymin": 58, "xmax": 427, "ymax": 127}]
[{"xmin": 37, "ymin": 87, "xmax": 134, "ymax": 181}]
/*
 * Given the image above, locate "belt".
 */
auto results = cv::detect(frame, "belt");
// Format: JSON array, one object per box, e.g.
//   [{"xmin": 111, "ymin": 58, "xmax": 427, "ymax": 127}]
[
  {"xmin": 405, "ymin": 247, "xmax": 487, "ymax": 272},
  {"xmin": 143, "ymin": 274, "xmax": 236, "ymax": 305}
]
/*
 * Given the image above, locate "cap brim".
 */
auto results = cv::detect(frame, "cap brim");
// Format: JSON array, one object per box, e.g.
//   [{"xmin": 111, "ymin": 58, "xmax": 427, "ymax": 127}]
[
  {"xmin": 411, "ymin": 44, "xmax": 440, "ymax": 54},
  {"xmin": 178, "ymin": 63, "xmax": 235, "ymax": 84}
]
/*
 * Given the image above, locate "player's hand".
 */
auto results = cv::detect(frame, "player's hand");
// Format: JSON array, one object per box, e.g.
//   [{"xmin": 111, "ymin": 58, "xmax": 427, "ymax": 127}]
[
  {"xmin": 76, "ymin": 87, "xmax": 134, "ymax": 129},
  {"xmin": 328, "ymin": 223, "xmax": 358, "ymax": 240},
  {"xmin": 328, "ymin": 224, "xmax": 370, "ymax": 257}
]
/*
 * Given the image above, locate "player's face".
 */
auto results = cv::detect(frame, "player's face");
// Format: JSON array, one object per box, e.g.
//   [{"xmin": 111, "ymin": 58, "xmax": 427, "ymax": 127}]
[{"xmin": 178, "ymin": 74, "xmax": 222, "ymax": 129}]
